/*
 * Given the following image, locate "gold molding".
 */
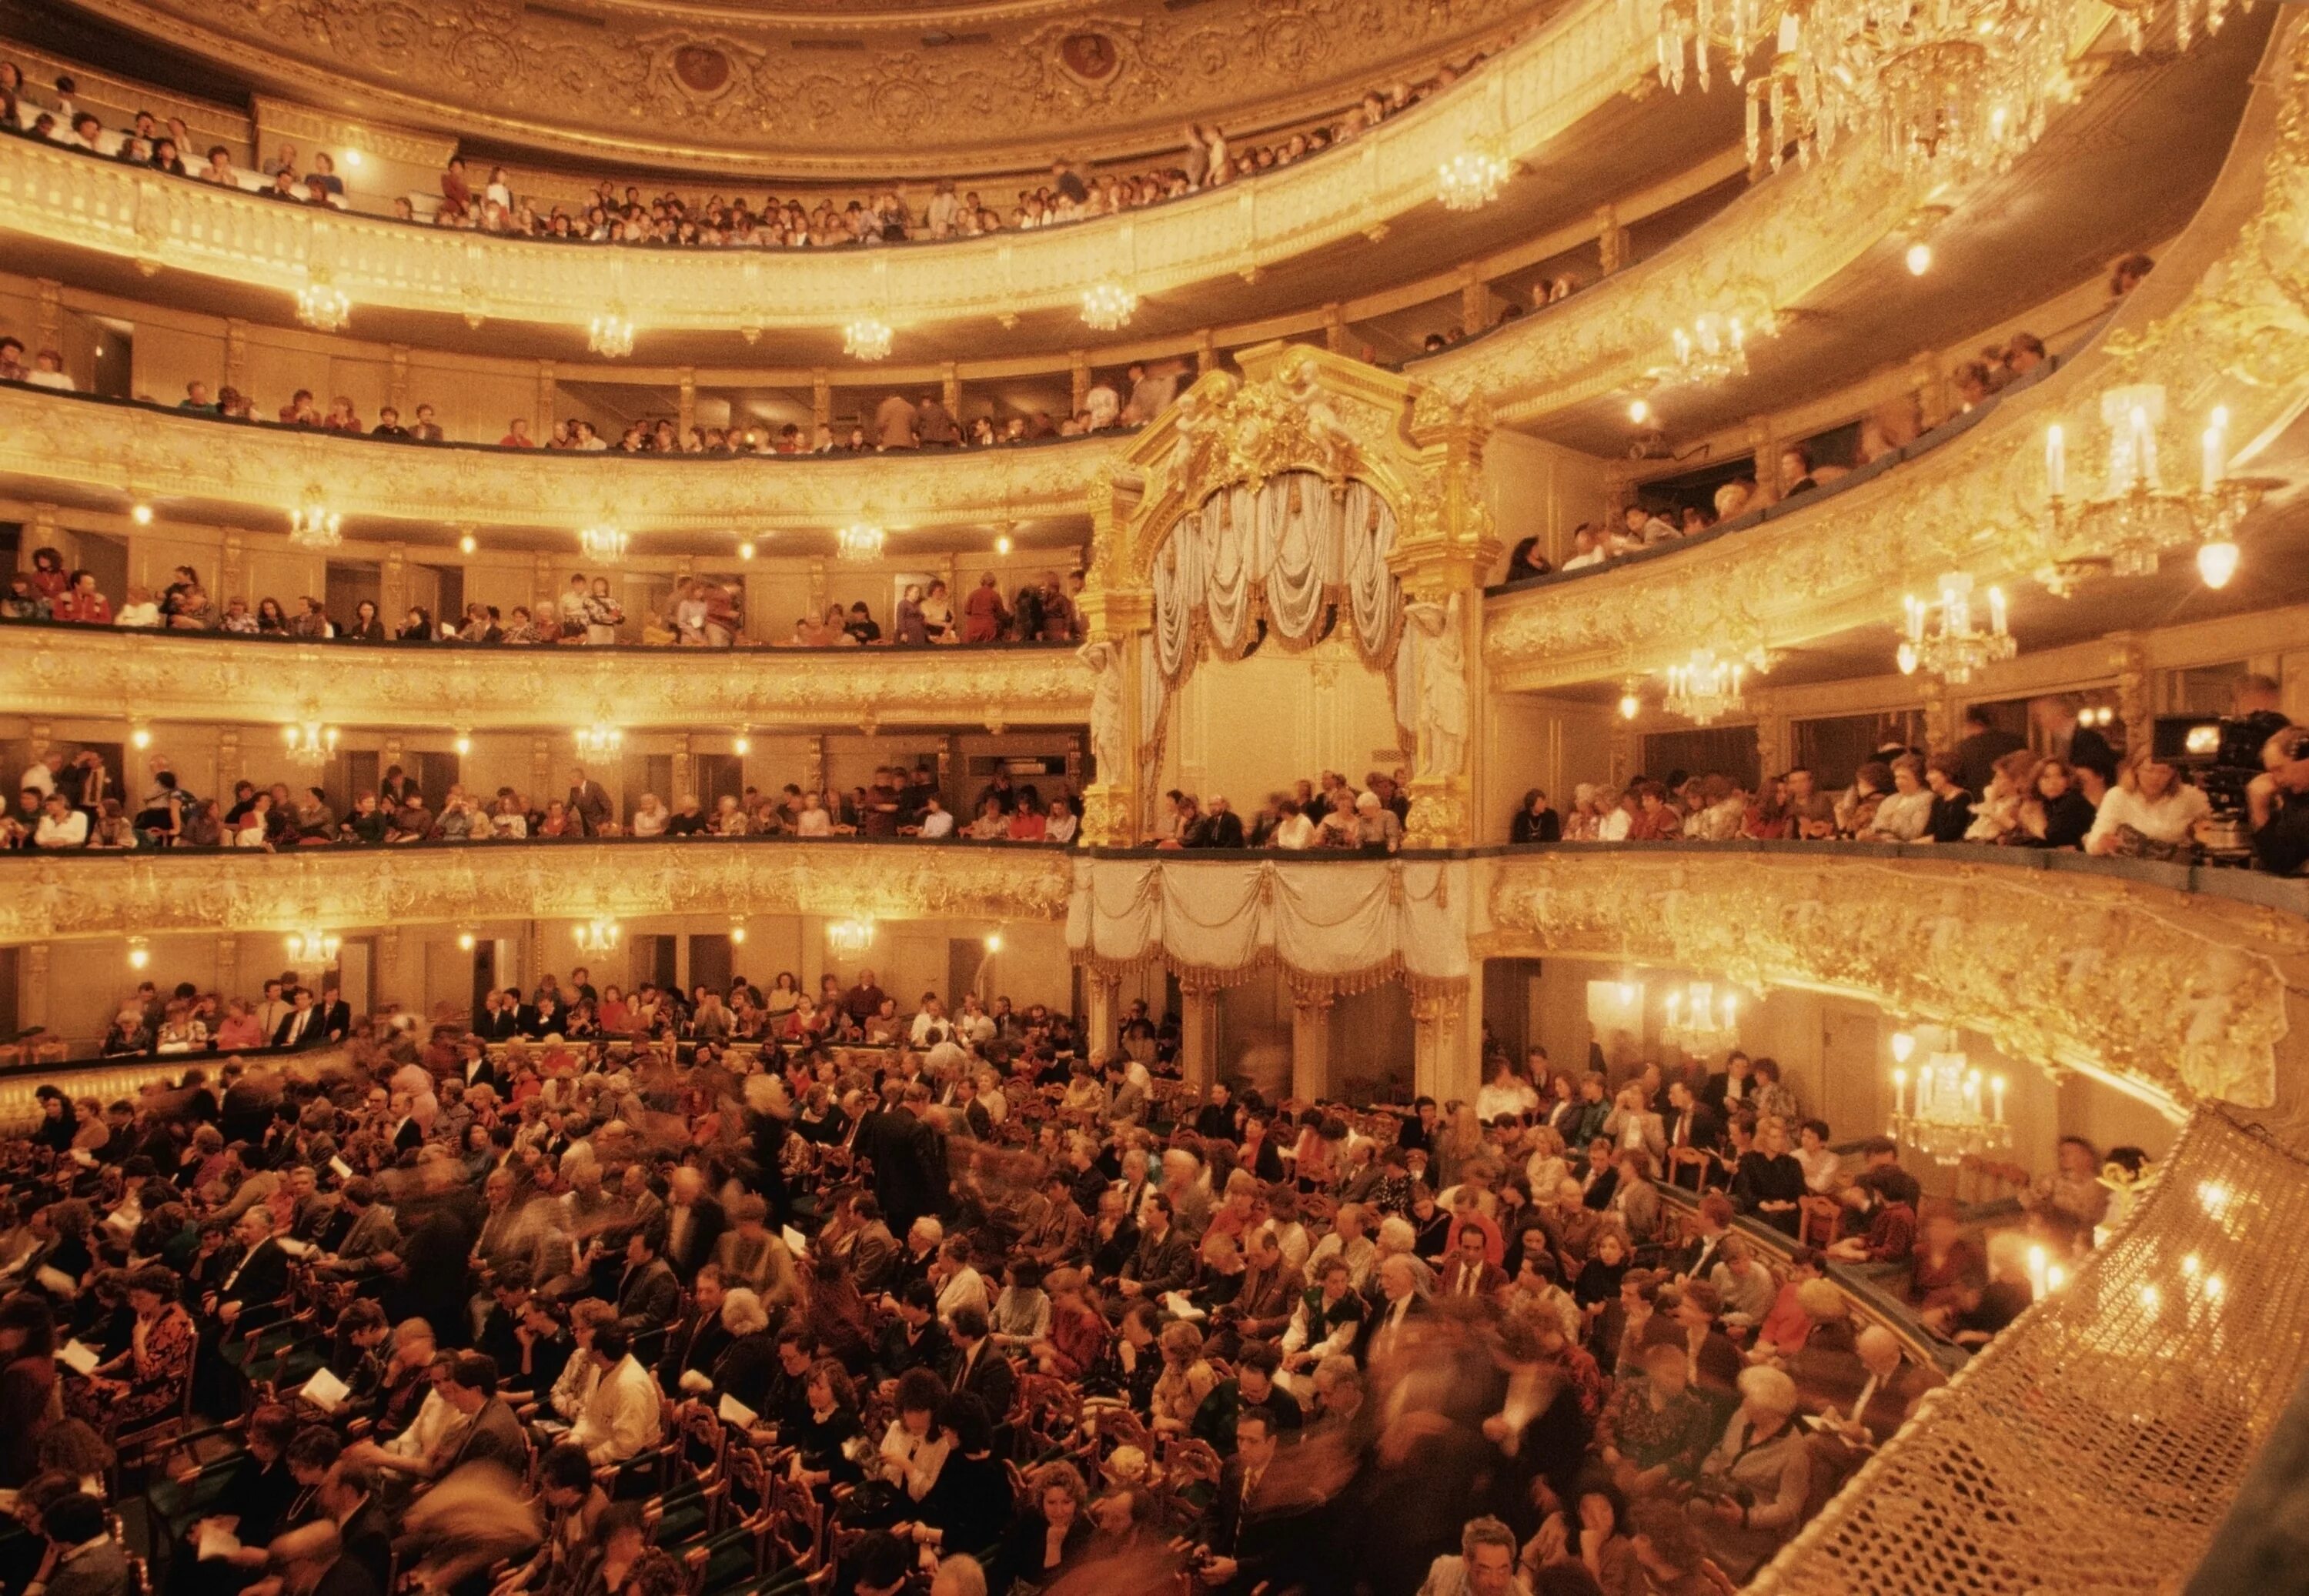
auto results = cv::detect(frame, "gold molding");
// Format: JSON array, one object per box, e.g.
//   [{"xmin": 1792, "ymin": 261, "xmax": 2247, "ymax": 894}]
[
  {"xmin": 0, "ymin": 0, "xmax": 1647, "ymax": 329},
  {"xmin": 0, "ymin": 385, "xmax": 1109, "ymax": 534},
  {"xmin": 0, "ymin": 840, "xmax": 1075, "ymax": 944},
  {"xmin": 0, "ymin": 626, "xmax": 1090, "ymax": 731},
  {"xmin": 1478, "ymin": 850, "xmax": 2304, "ymax": 1123}
]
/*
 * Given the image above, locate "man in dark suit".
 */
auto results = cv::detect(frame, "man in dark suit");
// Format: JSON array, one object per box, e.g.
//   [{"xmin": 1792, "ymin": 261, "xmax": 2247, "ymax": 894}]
[
  {"xmin": 1115, "ymin": 1193, "xmax": 1195, "ymax": 1302},
  {"xmin": 1438, "ymin": 1227, "xmax": 1509, "ymax": 1303},
  {"xmin": 437, "ymin": 1352, "xmax": 529, "ymax": 1474},
  {"xmin": 566, "ymin": 766, "xmax": 613, "ymax": 836},
  {"xmin": 38, "ymin": 1492, "xmax": 130, "ymax": 1596},
  {"xmin": 456, "ymin": 1036, "xmax": 502, "ymax": 1089},
  {"xmin": 873, "ymin": 1281, "xmax": 953, "ymax": 1383},
  {"xmin": 613, "ymin": 1224, "xmax": 682, "ymax": 1334},
  {"xmin": 1700, "ymin": 1051, "xmax": 1757, "ymax": 1119},
  {"xmin": 474, "ymin": 993, "xmax": 520, "ymax": 1043},
  {"xmin": 656, "ymin": 1267, "xmax": 732, "ymax": 1396},
  {"xmin": 1674, "ymin": 1194, "xmax": 1738, "ymax": 1281},
  {"xmin": 1197, "ymin": 1407, "xmax": 1319, "ymax": 1594},
  {"xmin": 320, "ymin": 1458, "xmax": 393, "ymax": 1591},
  {"xmin": 212, "ymin": 1205, "xmax": 291, "ymax": 1326},
  {"xmin": 316, "ymin": 981, "xmax": 353, "ymax": 1043},
  {"xmin": 1662, "ymin": 1080, "xmax": 1725, "ymax": 1190},
  {"xmin": 272, "ymin": 987, "xmax": 323, "ymax": 1048},
  {"xmin": 662, "ymin": 1167, "xmax": 727, "ymax": 1282},
  {"xmin": 946, "ymin": 1305, "xmax": 1014, "ymax": 1422}
]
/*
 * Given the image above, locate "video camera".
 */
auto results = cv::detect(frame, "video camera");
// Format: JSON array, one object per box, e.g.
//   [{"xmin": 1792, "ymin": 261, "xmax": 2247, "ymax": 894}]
[{"xmin": 2152, "ymin": 710, "xmax": 2292, "ymax": 818}]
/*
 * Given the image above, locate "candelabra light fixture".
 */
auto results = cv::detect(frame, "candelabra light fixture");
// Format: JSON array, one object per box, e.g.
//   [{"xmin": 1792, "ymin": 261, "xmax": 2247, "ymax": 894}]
[
  {"xmin": 1081, "ymin": 281, "xmax": 1138, "ymax": 332},
  {"xmin": 126, "ymin": 936, "xmax": 150, "ymax": 971},
  {"xmin": 1887, "ymin": 1025, "xmax": 2010, "ymax": 1164},
  {"xmin": 1897, "ymin": 571, "xmax": 2015, "ymax": 683},
  {"xmin": 573, "ymin": 917, "xmax": 622, "ymax": 956},
  {"xmin": 573, "ymin": 717, "xmax": 623, "ymax": 757},
  {"xmin": 296, "ymin": 276, "xmax": 352, "ymax": 332},
  {"xmin": 837, "ymin": 522, "xmax": 887, "ymax": 563},
  {"xmin": 587, "ymin": 308, "xmax": 636, "ymax": 358},
  {"xmin": 2041, "ymin": 388, "xmax": 2275, "ymax": 591},
  {"xmin": 285, "ymin": 926, "xmax": 343, "ymax": 966},
  {"xmin": 827, "ymin": 918, "xmax": 877, "ymax": 957},
  {"xmin": 288, "ymin": 496, "xmax": 343, "ymax": 550},
  {"xmin": 1662, "ymin": 647, "xmax": 1752, "ymax": 725},
  {"xmin": 1666, "ymin": 312, "xmax": 1753, "ymax": 385},
  {"xmin": 282, "ymin": 717, "xmax": 339, "ymax": 765},
  {"xmin": 1661, "ymin": 982, "xmax": 1741, "ymax": 1056},
  {"xmin": 579, "ymin": 524, "xmax": 630, "ymax": 564},
  {"xmin": 1436, "ymin": 143, "xmax": 1512, "ymax": 211},
  {"xmin": 844, "ymin": 315, "xmax": 894, "ymax": 362}
]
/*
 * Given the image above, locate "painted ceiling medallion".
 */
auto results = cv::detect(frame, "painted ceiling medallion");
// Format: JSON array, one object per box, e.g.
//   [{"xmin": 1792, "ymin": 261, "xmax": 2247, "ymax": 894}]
[
  {"xmin": 673, "ymin": 45, "xmax": 733, "ymax": 95},
  {"xmin": 1060, "ymin": 32, "xmax": 1122, "ymax": 82}
]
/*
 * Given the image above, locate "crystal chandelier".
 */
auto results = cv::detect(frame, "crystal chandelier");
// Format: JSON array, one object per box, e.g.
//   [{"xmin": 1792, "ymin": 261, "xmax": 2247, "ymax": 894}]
[
  {"xmin": 2041, "ymin": 389, "xmax": 2274, "ymax": 592},
  {"xmin": 573, "ymin": 917, "xmax": 622, "ymax": 956},
  {"xmin": 588, "ymin": 308, "xmax": 635, "ymax": 358},
  {"xmin": 1897, "ymin": 571, "xmax": 2014, "ymax": 683},
  {"xmin": 284, "ymin": 926, "xmax": 343, "ymax": 964},
  {"xmin": 1661, "ymin": 982, "xmax": 1740, "ymax": 1056},
  {"xmin": 1662, "ymin": 647, "xmax": 1749, "ymax": 724},
  {"xmin": 1666, "ymin": 312, "xmax": 1752, "ymax": 384},
  {"xmin": 573, "ymin": 718, "xmax": 623, "ymax": 757},
  {"xmin": 1888, "ymin": 1027, "xmax": 2010, "ymax": 1164},
  {"xmin": 1436, "ymin": 145, "xmax": 1511, "ymax": 211},
  {"xmin": 1081, "ymin": 281, "xmax": 1138, "ymax": 332},
  {"xmin": 826, "ymin": 918, "xmax": 877, "ymax": 957},
  {"xmin": 296, "ymin": 277, "xmax": 351, "ymax": 332},
  {"xmin": 579, "ymin": 524, "xmax": 629, "ymax": 564},
  {"xmin": 837, "ymin": 522, "xmax": 887, "ymax": 562},
  {"xmin": 282, "ymin": 718, "xmax": 339, "ymax": 765},
  {"xmin": 844, "ymin": 316, "xmax": 894, "ymax": 362},
  {"xmin": 289, "ymin": 496, "xmax": 342, "ymax": 550}
]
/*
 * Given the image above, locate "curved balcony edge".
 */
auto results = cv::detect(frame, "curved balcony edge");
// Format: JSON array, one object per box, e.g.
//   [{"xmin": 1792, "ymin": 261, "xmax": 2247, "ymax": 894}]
[
  {"xmin": 0, "ymin": 620, "xmax": 1091, "ymax": 730},
  {"xmin": 0, "ymin": 0, "xmax": 1650, "ymax": 331}
]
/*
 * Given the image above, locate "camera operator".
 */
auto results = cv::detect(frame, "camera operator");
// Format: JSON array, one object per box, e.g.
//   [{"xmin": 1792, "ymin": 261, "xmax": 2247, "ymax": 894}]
[{"xmin": 2247, "ymin": 725, "xmax": 2309, "ymax": 876}]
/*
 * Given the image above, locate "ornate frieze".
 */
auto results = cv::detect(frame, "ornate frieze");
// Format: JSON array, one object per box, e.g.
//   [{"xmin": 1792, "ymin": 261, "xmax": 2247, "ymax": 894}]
[
  {"xmin": 0, "ymin": 626, "xmax": 1090, "ymax": 730},
  {"xmin": 0, "ymin": 840, "xmax": 1076, "ymax": 944}
]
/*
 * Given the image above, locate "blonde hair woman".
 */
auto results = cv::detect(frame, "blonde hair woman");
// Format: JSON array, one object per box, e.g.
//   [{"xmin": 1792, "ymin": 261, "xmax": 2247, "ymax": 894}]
[{"xmin": 2084, "ymin": 748, "xmax": 2210, "ymax": 855}]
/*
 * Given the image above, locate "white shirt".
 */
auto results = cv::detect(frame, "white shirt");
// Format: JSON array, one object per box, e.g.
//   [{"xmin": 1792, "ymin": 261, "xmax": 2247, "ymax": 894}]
[
  {"xmin": 25, "ymin": 370, "xmax": 74, "ymax": 390},
  {"xmin": 570, "ymin": 1354, "xmax": 662, "ymax": 1463},
  {"xmin": 1597, "ymin": 807, "xmax": 1632, "ymax": 841},
  {"xmin": 386, "ymin": 1387, "xmax": 456, "ymax": 1461},
  {"xmin": 1274, "ymin": 812, "xmax": 1318, "ymax": 850},
  {"xmin": 19, "ymin": 764, "xmax": 54, "ymax": 799},
  {"xmin": 34, "ymin": 810, "xmax": 89, "ymax": 848},
  {"xmin": 2086, "ymin": 782, "xmax": 2210, "ymax": 848},
  {"xmin": 918, "ymin": 810, "xmax": 954, "ymax": 837}
]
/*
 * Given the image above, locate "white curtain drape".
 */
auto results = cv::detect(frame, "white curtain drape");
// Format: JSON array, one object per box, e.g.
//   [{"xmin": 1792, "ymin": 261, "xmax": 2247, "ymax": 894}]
[
  {"xmin": 1149, "ymin": 472, "xmax": 1401, "ymax": 683},
  {"xmin": 1068, "ymin": 855, "xmax": 1469, "ymax": 990}
]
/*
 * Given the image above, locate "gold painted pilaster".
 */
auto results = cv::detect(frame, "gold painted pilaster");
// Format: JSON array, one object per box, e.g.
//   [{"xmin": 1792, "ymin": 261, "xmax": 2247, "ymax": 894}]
[
  {"xmin": 1459, "ymin": 263, "xmax": 1489, "ymax": 334},
  {"xmin": 216, "ymin": 726, "xmax": 242, "ymax": 792},
  {"xmin": 677, "ymin": 369, "xmax": 697, "ymax": 437},
  {"xmin": 671, "ymin": 733, "xmax": 693, "ymax": 805},
  {"xmin": 213, "ymin": 934, "xmax": 238, "ymax": 1012},
  {"xmin": 381, "ymin": 542, "xmax": 408, "ymax": 623},
  {"xmin": 1084, "ymin": 969, "xmax": 1120, "ymax": 1062},
  {"xmin": 35, "ymin": 280, "xmax": 60, "ymax": 352},
  {"xmin": 1070, "ymin": 351, "xmax": 1090, "ymax": 418},
  {"xmin": 1178, "ymin": 972, "xmax": 1221, "ymax": 1092},
  {"xmin": 223, "ymin": 319, "xmax": 248, "ymax": 394},
  {"xmin": 1595, "ymin": 205, "xmax": 1627, "ymax": 275},
  {"xmin": 388, "ymin": 345, "xmax": 411, "ymax": 415},
  {"xmin": 20, "ymin": 943, "xmax": 48, "ymax": 1032},
  {"xmin": 942, "ymin": 362, "xmax": 961, "ymax": 420},
  {"xmin": 1291, "ymin": 992, "xmax": 1332, "ymax": 1107},
  {"xmin": 2114, "ymin": 632, "xmax": 2151, "ymax": 758},
  {"xmin": 811, "ymin": 370, "xmax": 831, "ymax": 432},
  {"xmin": 530, "ymin": 736, "xmax": 553, "ymax": 800},
  {"xmin": 533, "ymin": 361, "xmax": 556, "ymax": 437},
  {"xmin": 1323, "ymin": 303, "xmax": 1347, "ymax": 352},
  {"xmin": 1197, "ymin": 329, "xmax": 1218, "ymax": 373}
]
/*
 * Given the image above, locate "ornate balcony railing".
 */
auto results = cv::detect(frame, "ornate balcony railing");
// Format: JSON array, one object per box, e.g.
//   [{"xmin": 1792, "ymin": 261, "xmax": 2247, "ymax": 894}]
[
  {"xmin": 0, "ymin": 0, "xmax": 1650, "ymax": 336},
  {"xmin": 0, "ymin": 382, "xmax": 1115, "ymax": 533},
  {"xmin": 0, "ymin": 619, "xmax": 1090, "ymax": 730}
]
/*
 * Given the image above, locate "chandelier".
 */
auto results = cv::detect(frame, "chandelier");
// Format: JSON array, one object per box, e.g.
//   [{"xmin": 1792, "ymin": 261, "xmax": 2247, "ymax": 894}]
[
  {"xmin": 1660, "ymin": 982, "xmax": 1740, "ymax": 1056},
  {"xmin": 2041, "ymin": 388, "xmax": 2273, "ymax": 591},
  {"xmin": 1436, "ymin": 145, "xmax": 1511, "ymax": 211},
  {"xmin": 844, "ymin": 316, "xmax": 894, "ymax": 362},
  {"xmin": 573, "ymin": 718, "xmax": 623, "ymax": 757},
  {"xmin": 296, "ymin": 277, "xmax": 351, "ymax": 332},
  {"xmin": 289, "ymin": 496, "xmax": 342, "ymax": 550},
  {"xmin": 1081, "ymin": 281, "xmax": 1138, "ymax": 332},
  {"xmin": 1897, "ymin": 570, "xmax": 2015, "ymax": 683},
  {"xmin": 837, "ymin": 522, "xmax": 887, "ymax": 562},
  {"xmin": 573, "ymin": 917, "xmax": 622, "ymax": 956},
  {"xmin": 579, "ymin": 524, "xmax": 629, "ymax": 564},
  {"xmin": 1662, "ymin": 647, "xmax": 1750, "ymax": 724},
  {"xmin": 826, "ymin": 918, "xmax": 876, "ymax": 957},
  {"xmin": 282, "ymin": 718, "xmax": 339, "ymax": 765},
  {"xmin": 1665, "ymin": 312, "xmax": 1753, "ymax": 385},
  {"xmin": 284, "ymin": 926, "xmax": 343, "ymax": 965},
  {"xmin": 1887, "ymin": 1027, "xmax": 2010, "ymax": 1164},
  {"xmin": 587, "ymin": 309, "xmax": 635, "ymax": 358}
]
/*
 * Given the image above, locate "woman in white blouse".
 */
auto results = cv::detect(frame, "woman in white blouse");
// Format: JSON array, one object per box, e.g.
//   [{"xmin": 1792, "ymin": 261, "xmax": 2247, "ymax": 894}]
[
  {"xmin": 2084, "ymin": 751, "xmax": 2211, "ymax": 854},
  {"xmin": 1863, "ymin": 755, "xmax": 1936, "ymax": 842},
  {"xmin": 629, "ymin": 793, "xmax": 668, "ymax": 837}
]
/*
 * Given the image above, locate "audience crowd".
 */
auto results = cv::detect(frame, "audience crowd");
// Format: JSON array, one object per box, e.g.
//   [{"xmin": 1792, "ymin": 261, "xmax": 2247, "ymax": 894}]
[
  {"xmin": 4, "ymin": 749, "xmax": 1084, "ymax": 853},
  {"xmin": 0, "ymin": 951, "xmax": 2072, "ymax": 1596},
  {"xmin": 1, "ymin": 559, "xmax": 1083, "ymax": 652}
]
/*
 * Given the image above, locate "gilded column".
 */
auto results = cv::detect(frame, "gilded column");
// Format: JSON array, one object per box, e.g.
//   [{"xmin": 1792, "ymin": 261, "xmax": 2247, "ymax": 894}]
[
  {"xmin": 1459, "ymin": 264, "xmax": 1489, "ymax": 334},
  {"xmin": 1178, "ymin": 973, "xmax": 1221, "ymax": 1092},
  {"xmin": 807, "ymin": 559, "xmax": 828, "ymax": 620},
  {"xmin": 223, "ymin": 319, "xmax": 249, "ymax": 395},
  {"xmin": 1290, "ymin": 990, "xmax": 1333, "ymax": 1107},
  {"xmin": 1322, "ymin": 303, "xmax": 1347, "ymax": 353},
  {"xmin": 1750, "ymin": 690, "xmax": 1787, "ymax": 780},
  {"xmin": 1594, "ymin": 205, "xmax": 1626, "ymax": 275},
  {"xmin": 1076, "ymin": 472, "xmax": 1154, "ymax": 847},
  {"xmin": 1392, "ymin": 389, "xmax": 1502, "ymax": 847},
  {"xmin": 1084, "ymin": 970, "xmax": 1120, "ymax": 1061},
  {"xmin": 1608, "ymin": 714, "xmax": 1635, "ymax": 788},
  {"xmin": 1070, "ymin": 352, "xmax": 1090, "ymax": 418},
  {"xmin": 670, "ymin": 733, "xmax": 693, "ymax": 804},
  {"xmin": 377, "ymin": 927, "xmax": 402, "ymax": 1007},
  {"xmin": 220, "ymin": 529, "xmax": 246, "ymax": 605},
  {"xmin": 942, "ymin": 362, "xmax": 961, "ymax": 421},
  {"xmin": 677, "ymin": 369, "xmax": 697, "ymax": 437},
  {"xmin": 1411, "ymin": 990, "xmax": 1458, "ymax": 1104},
  {"xmin": 531, "ymin": 736, "xmax": 553, "ymax": 800},
  {"xmin": 20, "ymin": 944, "xmax": 49, "ymax": 1033},
  {"xmin": 381, "ymin": 543, "xmax": 408, "ymax": 623},
  {"xmin": 533, "ymin": 361, "xmax": 557, "ymax": 436},
  {"xmin": 213, "ymin": 935, "xmax": 239, "ymax": 1015},
  {"xmin": 2112, "ymin": 632, "xmax": 2151, "ymax": 758},
  {"xmin": 382, "ymin": 734, "xmax": 405, "ymax": 774},
  {"xmin": 25, "ymin": 720, "xmax": 52, "ymax": 768},
  {"xmin": 811, "ymin": 370, "xmax": 832, "ymax": 432},
  {"xmin": 388, "ymin": 345, "xmax": 412, "ymax": 415},
  {"xmin": 1747, "ymin": 416, "xmax": 1779, "ymax": 498},
  {"xmin": 804, "ymin": 737, "xmax": 826, "ymax": 802},
  {"xmin": 533, "ymin": 553, "xmax": 557, "ymax": 617},
  {"xmin": 216, "ymin": 726, "xmax": 242, "ymax": 793},
  {"xmin": 1196, "ymin": 329, "xmax": 1218, "ymax": 374},
  {"xmin": 35, "ymin": 279, "xmax": 61, "ymax": 352}
]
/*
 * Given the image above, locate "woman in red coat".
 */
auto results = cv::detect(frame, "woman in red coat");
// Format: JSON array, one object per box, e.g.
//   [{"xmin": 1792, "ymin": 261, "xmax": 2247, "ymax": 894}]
[{"xmin": 961, "ymin": 572, "xmax": 1007, "ymax": 643}]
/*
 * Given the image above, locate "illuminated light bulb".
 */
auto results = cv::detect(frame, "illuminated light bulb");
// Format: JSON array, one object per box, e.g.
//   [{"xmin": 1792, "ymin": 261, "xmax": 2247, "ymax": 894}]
[
  {"xmin": 730, "ymin": 922, "xmax": 747, "ymax": 945},
  {"xmin": 453, "ymin": 732, "xmax": 473, "ymax": 756},
  {"xmin": 456, "ymin": 930, "xmax": 477, "ymax": 952},
  {"xmin": 1616, "ymin": 981, "xmax": 1636, "ymax": 1005},
  {"xmin": 1618, "ymin": 689, "xmax": 1641, "ymax": 721},
  {"xmin": 996, "ymin": 535, "xmax": 1014, "ymax": 556},
  {"xmin": 459, "ymin": 533, "xmax": 478, "ymax": 555},
  {"xmin": 127, "ymin": 936, "xmax": 150, "ymax": 971},
  {"xmin": 129, "ymin": 723, "xmax": 152, "ymax": 750},
  {"xmin": 2197, "ymin": 539, "xmax": 2240, "ymax": 589},
  {"xmin": 733, "ymin": 733, "xmax": 752, "ymax": 756},
  {"xmin": 1628, "ymin": 398, "xmax": 1652, "ymax": 426},
  {"xmin": 131, "ymin": 503, "xmax": 154, "ymax": 526},
  {"xmin": 985, "ymin": 933, "xmax": 1004, "ymax": 953},
  {"xmin": 1906, "ymin": 242, "xmax": 1932, "ymax": 275},
  {"xmin": 343, "ymin": 149, "xmax": 363, "ymax": 168},
  {"xmin": 1890, "ymin": 1030, "xmax": 1916, "ymax": 1063},
  {"xmin": 738, "ymin": 540, "xmax": 757, "ymax": 560}
]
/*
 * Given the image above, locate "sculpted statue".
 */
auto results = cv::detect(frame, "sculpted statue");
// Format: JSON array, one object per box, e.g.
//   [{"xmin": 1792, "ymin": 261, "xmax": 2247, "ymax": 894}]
[
  {"xmin": 1280, "ymin": 354, "xmax": 1357, "ymax": 479},
  {"xmin": 1405, "ymin": 591, "xmax": 1469, "ymax": 776},
  {"xmin": 1078, "ymin": 637, "xmax": 1127, "ymax": 784}
]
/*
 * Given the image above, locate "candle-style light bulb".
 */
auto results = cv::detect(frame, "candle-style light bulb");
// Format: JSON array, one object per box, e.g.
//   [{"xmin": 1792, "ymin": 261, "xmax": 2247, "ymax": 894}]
[
  {"xmin": 1988, "ymin": 586, "xmax": 2007, "ymax": 636},
  {"xmin": 2046, "ymin": 425, "xmax": 2067, "ymax": 498}
]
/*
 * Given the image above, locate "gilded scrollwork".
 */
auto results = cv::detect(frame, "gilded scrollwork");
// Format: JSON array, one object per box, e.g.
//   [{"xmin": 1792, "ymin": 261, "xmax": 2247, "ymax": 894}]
[
  {"xmin": 0, "ymin": 841, "xmax": 1076, "ymax": 946},
  {"xmin": 1483, "ymin": 12, "xmax": 2309, "ymax": 690},
  {"xmin": 0, "ymin": 627, "xmax": 1091, "ymax": 730},
  {"xmin": 0, "ymin": 386, "xmax": 1105, "ymax": 534},
  {"xmin": 1479, "ymin": 852, "xmax": 2297, "ymax": 1114}
]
